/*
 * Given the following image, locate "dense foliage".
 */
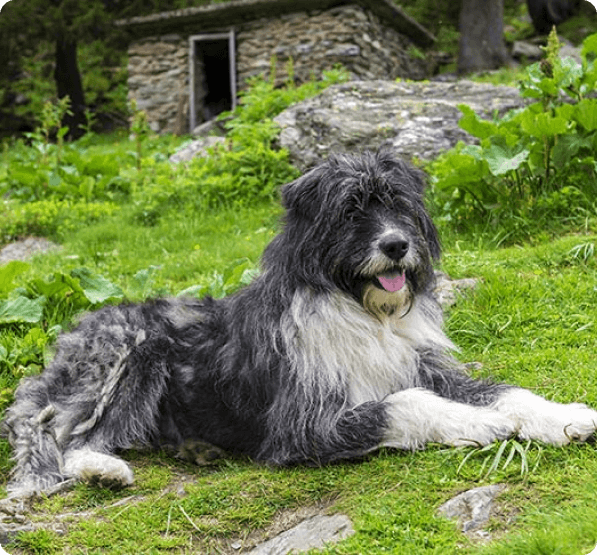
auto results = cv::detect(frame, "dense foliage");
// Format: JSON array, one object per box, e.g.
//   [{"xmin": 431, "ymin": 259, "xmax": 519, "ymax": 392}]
[
  {"xmin": 429, "ymin": 31, "xmax": 597, "ymax": 244},
  {"xmin": 0, "ymin": 65, "xmax": 348, "ymax": 239}
]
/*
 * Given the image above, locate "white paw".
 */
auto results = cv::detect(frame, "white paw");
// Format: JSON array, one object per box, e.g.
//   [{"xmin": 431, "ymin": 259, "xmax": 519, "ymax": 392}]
[
  {"xmin": 520, "ymin": 402, "xmax": 597, "ymax": 445},
  {"xmin": 64, "ymin": 448, "xmax": 134, "ymax": 489},
  {"xmin": 492, "ymin": 389, "xmax": 597, "ymax": 446}
]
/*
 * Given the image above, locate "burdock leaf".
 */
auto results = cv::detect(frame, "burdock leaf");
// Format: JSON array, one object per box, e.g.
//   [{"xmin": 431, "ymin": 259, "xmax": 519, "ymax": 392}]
[
  {"xmin": 70, "ymin": 268, "xmax": 124, "ymax": 305},
  {"xmin": 0, "ymin": 296, "xmax": 45, "ymax": 324},
  {"xmin": 485, "ymin": 144, "xmax": 530, "ymax": 176}
]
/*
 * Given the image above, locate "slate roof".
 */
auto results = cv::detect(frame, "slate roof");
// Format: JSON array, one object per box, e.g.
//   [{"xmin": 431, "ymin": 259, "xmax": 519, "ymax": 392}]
[{"xmin": 115, "ymin": 0, "xmax": 435, "ymax": 47}]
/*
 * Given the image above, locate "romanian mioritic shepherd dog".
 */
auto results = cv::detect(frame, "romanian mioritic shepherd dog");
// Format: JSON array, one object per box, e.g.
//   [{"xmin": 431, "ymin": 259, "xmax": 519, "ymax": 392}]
[{"xmin": 3, "ymin": 151, "xmax": 597, "ymax": 497}]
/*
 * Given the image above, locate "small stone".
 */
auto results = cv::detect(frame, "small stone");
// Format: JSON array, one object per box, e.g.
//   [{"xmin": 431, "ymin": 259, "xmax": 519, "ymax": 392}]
[
  {"xmin": 512, "ymin": 41, "xmax": 543, "ymax": 61},
  {"xmin": 437, "ymin": 484, "xmax": 506, "ymax": 534},
  {"xmin": 0, "ymin": 238, "xmax": 61, "ymax": 265},
  {"xmin": 247, "ymin": 514, "xmax": 354, "ymax": 555}
]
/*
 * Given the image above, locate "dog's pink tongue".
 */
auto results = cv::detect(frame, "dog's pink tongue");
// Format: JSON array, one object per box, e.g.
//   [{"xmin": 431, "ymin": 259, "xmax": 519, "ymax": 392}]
[{"xmin": 378, "ymin": 272, "xmax": 406, "ymax": 292}]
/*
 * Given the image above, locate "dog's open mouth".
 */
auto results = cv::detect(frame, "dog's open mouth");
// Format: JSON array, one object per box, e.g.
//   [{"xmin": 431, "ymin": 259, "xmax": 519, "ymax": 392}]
[{"xmin": 375, "ymin": 271, "xmax": 406, "ymax": 293}]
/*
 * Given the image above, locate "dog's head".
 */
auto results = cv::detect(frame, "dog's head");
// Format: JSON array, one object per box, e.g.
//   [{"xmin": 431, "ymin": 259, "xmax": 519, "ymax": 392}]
[{"xmin": 264, "ymin": 151, "xmax": 440, "ymax": 318}]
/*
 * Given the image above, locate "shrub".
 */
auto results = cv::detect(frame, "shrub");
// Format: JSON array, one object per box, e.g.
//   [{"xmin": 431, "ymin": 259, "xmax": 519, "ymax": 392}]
[
  {"xmin": 0, "ymin": 199, "xmax": 120, "ymax": 243},
  {"xmin": 429, "ymin": 30, "xmax": 597, "ymax": 243}
]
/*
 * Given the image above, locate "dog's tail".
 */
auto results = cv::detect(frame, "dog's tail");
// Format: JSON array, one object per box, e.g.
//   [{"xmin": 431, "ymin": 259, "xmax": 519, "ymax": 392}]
[{"xmin": 2, "ymin": 398, "xmax": 69, "ymax": 496}]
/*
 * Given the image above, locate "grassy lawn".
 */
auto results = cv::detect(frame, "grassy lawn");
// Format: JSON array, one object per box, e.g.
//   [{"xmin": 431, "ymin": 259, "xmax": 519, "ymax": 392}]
[{"xmin": 1, "ymin": 195, "xmax": 597, "ymax": 554}]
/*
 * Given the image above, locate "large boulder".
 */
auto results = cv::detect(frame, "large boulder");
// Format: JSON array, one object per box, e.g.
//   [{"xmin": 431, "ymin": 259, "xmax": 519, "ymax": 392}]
[{"xmin": 274, "ymin": 80, "xmax": 526, "ymax": 170}]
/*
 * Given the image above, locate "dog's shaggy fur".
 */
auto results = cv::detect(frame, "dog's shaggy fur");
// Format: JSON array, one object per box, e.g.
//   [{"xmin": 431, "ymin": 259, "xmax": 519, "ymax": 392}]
[{"xmin": 3, "ymin": 151, "xmax": 597, "ymax": 496}]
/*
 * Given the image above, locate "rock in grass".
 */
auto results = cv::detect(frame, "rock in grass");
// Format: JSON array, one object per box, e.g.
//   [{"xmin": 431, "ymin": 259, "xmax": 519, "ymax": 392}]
[
  {"xmin": 274, "ymin": 80, "xmax": 526, "ymax": 171},
  {"xmin": 246, "ymin": 514, "xmax": 354, "ymax": 555},
  {"xmin": 437, "ymin": 484, "xmax": 506, "ymax": 534}
]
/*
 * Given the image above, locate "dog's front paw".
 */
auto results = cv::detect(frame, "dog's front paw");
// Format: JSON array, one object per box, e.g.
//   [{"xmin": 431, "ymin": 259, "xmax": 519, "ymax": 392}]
[
  {"xmin": 493, "ymin": 389, "xmax": 597, "ymax": 446},
  {"xmin": 445, "ymin": 411, "xmax": 516, "ymax": 447},
  {"xmin": 520, "ymin": 402, "xmax": 597, "ymax": 445}
]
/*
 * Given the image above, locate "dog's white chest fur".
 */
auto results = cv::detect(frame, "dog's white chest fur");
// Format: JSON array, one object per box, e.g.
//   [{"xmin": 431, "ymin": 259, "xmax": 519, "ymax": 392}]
[{"xmin": 284, "ymin": 290, "xmax": 453, "ymax": 407}]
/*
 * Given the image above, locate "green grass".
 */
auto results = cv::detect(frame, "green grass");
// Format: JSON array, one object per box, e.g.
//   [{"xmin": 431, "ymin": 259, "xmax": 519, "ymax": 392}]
[
  {"xmin": 2, "ymin": 196, "xmax": 597, "ymax": 554},
  {"xmin": 28, "ymin": 201, "xmax": 281, "ymax": 298}
]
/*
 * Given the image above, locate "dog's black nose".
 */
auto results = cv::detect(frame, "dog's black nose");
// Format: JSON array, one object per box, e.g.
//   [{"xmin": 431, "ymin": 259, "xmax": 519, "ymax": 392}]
[{"xmin": 379, "ymin": 236, "xmax": 409, "ymax": 261}]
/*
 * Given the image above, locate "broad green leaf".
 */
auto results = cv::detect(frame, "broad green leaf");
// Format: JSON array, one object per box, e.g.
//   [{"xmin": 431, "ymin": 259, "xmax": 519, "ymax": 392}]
[
  {"xmin": 0, "ymin": 261, "xmax": 30, "ymax": 295},
  {"xmin": 0, "ymin": 296, "xmax": 45, "ymax": 324},
  {"xmin": 555, "ymin": 57, "xmax": 583, "ymax": 90},
  {"xmin": 70, "ymin": 268, "xmax": 124, "ymax": 305},
  {"xmin": 79, "ymin": 176, "xmax": 96, "ymax": 200},
  {"xmin": 552, "ymin": 134, "xmax": 592, "ymax": 167},
  {"xmin": 176, "ymin": 284, "xmax": 209, "ymax": 298},
  {"xmin": 48, "ymin": 171, "xmax": 61, "ymax": 189},
  {"xmin": 582, "ymin": 33, "xmax": 597, "ymax": 59},
  {"xmin": 574, "ymin": 99, "xmax": 597, "ymax": 132},
  {"xmin": 29, "ymin": 273, "xmax": 83, "ymax": 301},
  {"xmin": 458, "ymin": 104, "xmax": 498, "ymax": 139},
  {"xmin": 485, "ymin": 144, "xmax": 530, "ymax": 176},
  {"xmin": 520, "ymin": 111, "xmax": 568, "ymax": 138},
  {"xmin": 129, "ymin": 266, "xmax": 160, "ymax": 299}
]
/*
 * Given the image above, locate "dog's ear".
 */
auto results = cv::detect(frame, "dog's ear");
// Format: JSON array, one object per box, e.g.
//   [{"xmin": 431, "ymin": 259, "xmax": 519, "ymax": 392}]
[
  {"xmin": 280, "ymin": 167, "xmax": 325, "ymax": 221},
  {"xmin": 418, "ymin": 209, "xmax": 441, "ymax": 261}
]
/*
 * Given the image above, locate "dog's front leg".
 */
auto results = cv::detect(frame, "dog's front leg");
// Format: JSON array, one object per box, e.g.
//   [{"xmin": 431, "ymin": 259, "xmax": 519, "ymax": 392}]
[
  {"xmin": 490, "ymin": 388, "xmax": 597, "ymax": 445},
  {"xmin": 381, "ymin": 388, "xmax": 517, "ymax": 450}
]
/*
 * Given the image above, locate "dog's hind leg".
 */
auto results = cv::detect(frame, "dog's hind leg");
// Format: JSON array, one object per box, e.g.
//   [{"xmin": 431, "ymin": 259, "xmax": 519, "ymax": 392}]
[
  {"xmin": 3, "ymin": 404, "xmax": 70, "ymax": 497},
  {"xmin": 3, "ymin": 303, "xmax": 173, "ymax": 496}
]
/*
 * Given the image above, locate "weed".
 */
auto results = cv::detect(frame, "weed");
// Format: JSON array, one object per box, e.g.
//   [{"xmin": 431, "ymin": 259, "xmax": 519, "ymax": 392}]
[{"xmin": 456, "ymin": 439, "xmax": 542, "ymax": 480}]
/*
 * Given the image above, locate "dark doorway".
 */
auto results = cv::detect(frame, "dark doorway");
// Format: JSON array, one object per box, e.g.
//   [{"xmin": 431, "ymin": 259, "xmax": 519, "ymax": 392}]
[{"xmin": 190, "ymin": 32, "xmax": 236, "ymax": 131}]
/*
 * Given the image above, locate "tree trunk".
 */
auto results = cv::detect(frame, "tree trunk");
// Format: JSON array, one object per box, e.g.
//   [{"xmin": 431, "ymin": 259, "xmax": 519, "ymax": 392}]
[
  {"xmin": 54, "ymin": 33, "xmax": 86, "ymax": 139},
  {"xmin": 458, "ymin": 0, "xmax": 509, "ymax": 74}
]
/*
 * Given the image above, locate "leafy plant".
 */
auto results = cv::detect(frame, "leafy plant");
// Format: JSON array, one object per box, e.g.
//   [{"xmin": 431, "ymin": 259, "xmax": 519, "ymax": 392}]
[
  {"xmin": 177, "ymin": 258, "xmax": 259, "ymax": 299},
  {"xmin": 0, "ymin": 199, "xmax": 120, "ymax": 243},
  {"xmin": 129, "ymin": 98, "xmax": 152, "ymax": 170},
  {"xmin": 429, "ymin": 30, "xmax": 597, "ymax": 242},
  {"xmin": 0, "ymin": 261, "xmax": 126, "ymax": 412},
  {"xmin": 24, "ymin": 95, "xmax": 72, "ymax": 164}
]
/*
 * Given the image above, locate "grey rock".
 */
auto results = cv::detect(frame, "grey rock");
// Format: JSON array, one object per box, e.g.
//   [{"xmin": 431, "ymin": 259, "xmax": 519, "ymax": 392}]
[
  {"xmin": 437, "ymin": 484, "xmax": 506, "ymax": 533},
  {"xmin": 169, "ymin": 136, "xmax": 226, "ymax": 163},
  {"xmin": 274, "ymin": 80, "xmax": 526, "ymax": 170},
  {"xmin": 512, "ymin": 40, "xmax": 543, "ymax": 60},
  {"xmin": 559, "ymin": 42, "xmax": 582, "ymax": 65},
  {"xmin": 0, "ymin": 237, "xmax": 61, "ymax": 265},
  {"xmin": 246, "ymin": 514, "xmax": 354, "ymax": 555},
  {"xmin": 191, "ymin": 119, "xmax": 225, "ymax": 137},
  {"xmin": 434, "ymin": 272, "xmax": 479, "ymax": 308}
]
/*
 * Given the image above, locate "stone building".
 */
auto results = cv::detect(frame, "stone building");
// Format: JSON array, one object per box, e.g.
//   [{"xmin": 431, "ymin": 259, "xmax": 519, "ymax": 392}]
[{"xmin": 116, "ymin": 0, "xmax": 435, "ymax": 135}]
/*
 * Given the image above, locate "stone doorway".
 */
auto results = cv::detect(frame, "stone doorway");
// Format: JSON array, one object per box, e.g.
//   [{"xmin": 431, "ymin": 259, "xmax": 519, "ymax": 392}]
[{"xmin": 189, "ymin": 31, "xmax": 236, "ymax": 131}]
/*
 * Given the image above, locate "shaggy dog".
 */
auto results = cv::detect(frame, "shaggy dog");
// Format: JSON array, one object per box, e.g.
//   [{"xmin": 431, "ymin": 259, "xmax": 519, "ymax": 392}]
[{"xmin": 3, "ymin": 151, "xmax": 597, "ymax": 497}]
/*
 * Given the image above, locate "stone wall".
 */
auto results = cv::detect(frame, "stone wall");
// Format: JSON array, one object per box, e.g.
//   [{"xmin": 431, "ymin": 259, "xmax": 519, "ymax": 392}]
[
  {"xmin": 126, "ymin": 4, "xmax": 429, "ymax": 134},
  {"xmin": 235, "ymin": 5, "xmax": 428, "ymax": 86},
  {"xmin": 127, "ymin": 34, "xmax": 189, "ymax": 135}
]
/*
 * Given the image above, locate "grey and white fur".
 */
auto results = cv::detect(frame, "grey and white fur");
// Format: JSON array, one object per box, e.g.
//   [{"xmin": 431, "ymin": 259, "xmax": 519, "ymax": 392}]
[{"xmin": 3, "ymin": 151, "xmax": 597, "ymax": 497}]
